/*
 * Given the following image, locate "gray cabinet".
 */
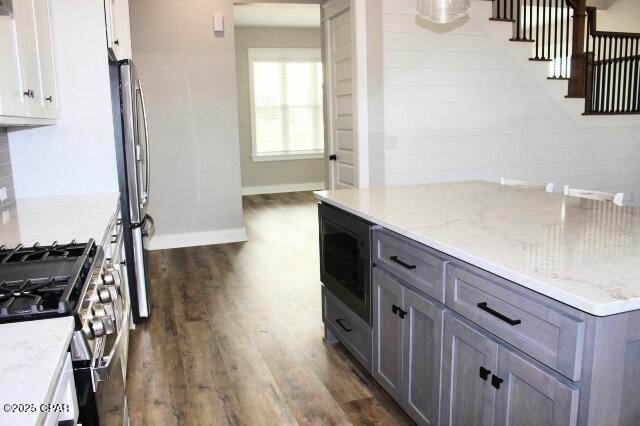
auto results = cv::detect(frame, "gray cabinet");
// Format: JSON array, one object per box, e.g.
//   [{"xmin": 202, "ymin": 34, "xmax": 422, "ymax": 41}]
[
  {"xmin": 441, "ymin": 313, "xmax": 497, "ymax": 426},
  {"xmin": 403, "ymin": 289, "xmax": 444, "ymax": 425},
  {"xmin": 442, "ymin": 313, "xmax": 579, "ymax": 426},
  {"xmin": 372, "ymin": 268, "xmax": 404, "ymax": 400},
  {"xmin": 373, "ymin": 268, "xmax": 444, "ymax": 425},
  {"xmin": 494, "ymin": 346, "xmax": 579, "ymax": 426}
]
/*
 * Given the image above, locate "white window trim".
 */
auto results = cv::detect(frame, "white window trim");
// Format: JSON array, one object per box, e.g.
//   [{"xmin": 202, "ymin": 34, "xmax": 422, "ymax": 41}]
[{"xmin": 248, "ymin": 48, "xmax": 324, "ymax": 163}]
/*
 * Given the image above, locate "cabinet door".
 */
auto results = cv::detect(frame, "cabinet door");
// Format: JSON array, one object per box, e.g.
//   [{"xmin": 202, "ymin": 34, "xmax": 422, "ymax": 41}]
[
  {"xmin": 441, "ymin": 313, "xmax": 497, "ymax": 426},
  {"xmin": 112, "ymin": 0, "xmax": 131, "ymax": 60},
  {"xmin": 494, "ymin": 346, "xmax": 579, "ymax": 426},
  {"xmin": 0, "ymin": 15, "xmax": 27, "ymax": 116},
  {"xmin": 403, "ymin": 289, "xmax": 444, "ymax": 425},
  {"xmin": 105, "ymin": 0, "xmax": 120, "ymax": 59},
  {"xmin": 12, "ymin": 0, "xmax": 39, "ymax": 111},
  {"xmin": 33, "ymin": 0, "xmax": 58, "ymax": 118},
  {"xmin": 372, "ymin": 269, "xmax": 404, "ymax": 400}
]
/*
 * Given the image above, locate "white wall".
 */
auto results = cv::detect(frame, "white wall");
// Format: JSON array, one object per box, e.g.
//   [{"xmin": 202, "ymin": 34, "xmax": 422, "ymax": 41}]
[
  {"xmin": 129, "ymin": 0, "xmax": 246, "ymax": 250},
  {"xmin": 235, "ymin": 26, "xmax": 325, "ymax": 194},
  {"xmin": 382, "ymin": 0, "xmax": 640, "ymax": 202},
  {"xmin": 8, "ymin": 1, "xmax": 118, "ymax": 198},
  {"xmin": 594, "ymin": 0, "xmax": 640, "ymax": 33}
]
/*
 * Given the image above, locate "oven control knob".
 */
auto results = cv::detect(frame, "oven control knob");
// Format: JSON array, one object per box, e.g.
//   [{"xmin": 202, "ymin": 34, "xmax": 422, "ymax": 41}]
[
  {"xmin": 92, "ymin": 304, "xmax": 116, "ymax": 336},
  {"xmin": 98, "ymin": 287, "xmax": 112, "ymax": 303},
  {"xmin": 89, "ymin": 316, "xmax": 106, "ymax": 338},
  {"xmin": 103, "ymin": 269, "xmax": 121, "ymax": 288}
]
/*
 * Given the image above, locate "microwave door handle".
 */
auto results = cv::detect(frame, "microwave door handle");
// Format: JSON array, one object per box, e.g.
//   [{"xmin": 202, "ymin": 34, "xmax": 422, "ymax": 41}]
[{"xmin": 136, "ymin": 80, "xmax": 151, "ymax": 205}]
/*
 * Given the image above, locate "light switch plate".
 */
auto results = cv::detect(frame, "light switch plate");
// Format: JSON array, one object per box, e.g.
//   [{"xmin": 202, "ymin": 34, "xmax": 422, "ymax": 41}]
[
  {"xmin": 213, "ymin": 15, "xmax": 224, "ymax": 33},
  {"xmin": 0, "ymin": 187, "xmax": 7, "ymax": 203}
]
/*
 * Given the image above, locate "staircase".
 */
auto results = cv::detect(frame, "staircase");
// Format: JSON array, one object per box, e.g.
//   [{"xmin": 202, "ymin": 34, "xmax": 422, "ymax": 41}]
[{"xmin": 488, "ymin": 0, "xmax": 639, "ymax": 115}]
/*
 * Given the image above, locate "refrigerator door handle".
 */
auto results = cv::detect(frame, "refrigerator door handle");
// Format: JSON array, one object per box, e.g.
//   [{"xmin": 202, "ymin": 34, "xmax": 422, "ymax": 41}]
[
  {"xmin": 142, "ymin": 214, "xmax": 155, "ymax": 237},
  {"xmin": 136, "ymin": 79, "xmax": 151, "ymax": 206}
]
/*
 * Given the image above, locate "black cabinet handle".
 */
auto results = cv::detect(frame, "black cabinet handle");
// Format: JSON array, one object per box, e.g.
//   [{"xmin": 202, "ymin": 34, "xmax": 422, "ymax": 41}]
[
  {"xmin": 45, "ymin": 96, "xmax": 53, "ymax": 102},
  {"xmin": 390, "ymin": 255, "xmax": 417, "ymax": 270},
  {"xmin": 477, "ymin": 302, "xmax": 521, "ymax": 326},
  {"xmin": 491, "ymin": 375, "xmax": 504, "ymax": 390},
  {"xmin": 329, "ymin": 154, "xmax": 337, "ymax": 161},
  {"xmin": 335, "ymin": 318, "xmax": 352, "ymax": 332},
  {"xmin": 392, "ymin": 304, "xmax": 407, "ymax": 319},
  {"xmin": 114, "ymin": 39, "xmax": 120, "ymax": 45},
  {"xmin": 479, "ymin": 366, "xmax": 491, "ymax": 381}
]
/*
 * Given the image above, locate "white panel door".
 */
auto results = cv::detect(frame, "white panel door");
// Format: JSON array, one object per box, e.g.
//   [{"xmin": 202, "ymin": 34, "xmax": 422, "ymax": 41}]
[{"xmin": 324, "ymin": 3, "xmax": 357, "ymax": 189}]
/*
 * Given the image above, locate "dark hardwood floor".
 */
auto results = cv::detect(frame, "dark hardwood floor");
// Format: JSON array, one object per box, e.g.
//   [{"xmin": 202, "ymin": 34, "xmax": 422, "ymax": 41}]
[{"xmin": 126, "ymin": 192, "xmax": 413, "ymax": 425}]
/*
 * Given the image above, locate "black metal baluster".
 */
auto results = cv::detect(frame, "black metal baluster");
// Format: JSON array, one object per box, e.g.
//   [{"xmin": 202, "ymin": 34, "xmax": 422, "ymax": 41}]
[
  {"xmin": 623, "ymin": 37, "xmax": 629, "ymax": 112},
  {"xmin": 510, "ymin": 0, "xmax": 514, "ymax": 24},
  {"xmin": 522, "ymin": 0, "xmax": 527, "ymax": 40},
  {"xmin": 605, "ymin": 37, "xmax": 611, "ymax": 112},
  {"xmin": 595, "ymin": 36, "xmax": 602, "ymax": 112},
  {"xmin": 535, "ymin": 0, "xmax": 540, "ymax": 58},
  {"xmin": 554, "ymin": 0, "xmax": 559, "ymax": 77},
  {"xmin": 634, "ymin": 38, "xmax": 640, "ymax": 112},
  {"xmin": 529, "ymin": 0, "xmax": 533, "ymax": 41},
  {"xmin": 616, "ymin": 36, "xmax": 622, "ymax": 112},
  {"xmin": 559, "ymin": 1, "xmax": 565, "ymax": 77},
  {"xmin": 538, "ymin": 0, "xmax": 547, "ymax": 58},
  {"xmin": 566, "ymin": 5, "xmax": 573, "ymax": 78},
  {"xmin": 547, "ymin": 0, "xmax": 552, "ymax": 60}
]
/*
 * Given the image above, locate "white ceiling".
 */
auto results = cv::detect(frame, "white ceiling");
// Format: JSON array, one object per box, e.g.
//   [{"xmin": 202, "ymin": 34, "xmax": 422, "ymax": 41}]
[{"xmin": 233, "ymin": 4, "xmax": 321, "ymax": 28}]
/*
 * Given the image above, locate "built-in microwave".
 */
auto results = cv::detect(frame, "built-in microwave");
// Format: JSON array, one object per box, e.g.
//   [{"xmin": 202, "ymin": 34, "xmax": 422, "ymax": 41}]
[{"xmin": 318, "ymin": 203, "xmax": 374, "ymax": 325}]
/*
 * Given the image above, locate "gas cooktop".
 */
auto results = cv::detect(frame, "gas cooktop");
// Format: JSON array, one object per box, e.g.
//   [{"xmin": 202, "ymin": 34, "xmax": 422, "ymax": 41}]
[{"xmin": 0, "ymin": 240, "xmax": 97, "ymax": 322}]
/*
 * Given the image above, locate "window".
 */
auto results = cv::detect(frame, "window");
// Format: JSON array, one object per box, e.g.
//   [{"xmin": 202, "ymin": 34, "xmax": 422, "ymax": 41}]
[{"xmin": 248, "ymin": 48, "xmax": 324, "ymax": 161}]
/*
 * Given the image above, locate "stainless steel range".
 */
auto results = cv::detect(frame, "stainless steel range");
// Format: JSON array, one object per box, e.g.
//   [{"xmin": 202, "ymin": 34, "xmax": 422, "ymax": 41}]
[{"xmin": 0, "ymin": 213, "xmax": 131, "ymax": 425}]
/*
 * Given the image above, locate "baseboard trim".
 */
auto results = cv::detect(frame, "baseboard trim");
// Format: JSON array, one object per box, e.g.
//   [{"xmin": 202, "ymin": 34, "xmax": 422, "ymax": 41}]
[
  {"xmin": 149, "ymin": 227, "xmax": 248, "ymax": 250},
  {"xmin": 242, "ymin": 181, "xmax": 325, "ymax": 196}
]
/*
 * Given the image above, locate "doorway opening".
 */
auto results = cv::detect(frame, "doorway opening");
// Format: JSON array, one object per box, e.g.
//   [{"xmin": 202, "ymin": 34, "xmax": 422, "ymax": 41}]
[{"xmin": 233, "ymin": 2, "xmax": 326, "ymax": 197}]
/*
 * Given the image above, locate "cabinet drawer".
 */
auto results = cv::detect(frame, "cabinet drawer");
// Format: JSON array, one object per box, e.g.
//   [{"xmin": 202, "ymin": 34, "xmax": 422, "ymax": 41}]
[
  {"xmin": 323, "ymin": 286, "xmax": 372, "ymax": 369},
  {"xmin": 373, "ymin": 229, "xmax": 446, "ymax": 302},
  {"xmin": 445, "ymin": 265, "xmax": 585, "ymax": 380}
]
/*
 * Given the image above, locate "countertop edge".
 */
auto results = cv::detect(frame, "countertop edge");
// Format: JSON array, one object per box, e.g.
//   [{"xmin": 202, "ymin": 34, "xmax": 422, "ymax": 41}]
[
  {"xmin": 37, "ymin": 317, "xmax": 75, "ymax": 424},
  {"xmin": 314, "ymin": 192, "xmax": 640, "ymax": 317}
]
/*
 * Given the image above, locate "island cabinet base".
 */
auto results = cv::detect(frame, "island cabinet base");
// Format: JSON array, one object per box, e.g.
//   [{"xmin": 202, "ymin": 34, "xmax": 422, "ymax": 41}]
[{"xmin": 318, "ymin": 204, "xmax": 640, "ymax": 426}]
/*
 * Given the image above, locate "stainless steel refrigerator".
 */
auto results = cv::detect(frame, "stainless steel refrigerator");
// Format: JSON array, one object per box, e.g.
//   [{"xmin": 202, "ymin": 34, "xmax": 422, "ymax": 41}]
[{"xmin": 110, "ymin": 59, "xmax": 153, "ymax": 323}]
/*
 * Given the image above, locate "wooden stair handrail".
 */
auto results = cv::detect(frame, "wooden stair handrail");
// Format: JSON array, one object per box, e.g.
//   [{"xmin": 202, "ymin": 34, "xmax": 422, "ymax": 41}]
[{"xmin": 585, "ymin": 6, "xmax": 640, "ymax": 39}]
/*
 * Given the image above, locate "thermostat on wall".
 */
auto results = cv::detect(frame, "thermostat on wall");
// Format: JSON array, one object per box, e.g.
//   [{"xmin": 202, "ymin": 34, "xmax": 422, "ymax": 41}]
[{"xmin": 214, "ymin": 15, "xmax": 224, "ymax": 33}]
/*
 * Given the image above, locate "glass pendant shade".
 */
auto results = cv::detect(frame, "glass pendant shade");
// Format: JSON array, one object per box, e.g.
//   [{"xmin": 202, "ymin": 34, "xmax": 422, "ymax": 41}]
[{"xmin": 416, "ymin": 0, "xmax": 471, "ymax": 24}]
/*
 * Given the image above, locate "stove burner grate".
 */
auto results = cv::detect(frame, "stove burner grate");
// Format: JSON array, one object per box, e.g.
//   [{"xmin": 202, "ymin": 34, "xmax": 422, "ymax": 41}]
[{"xmin": 0, "ymin": 240, "xmax": 97, "ymax": 322}]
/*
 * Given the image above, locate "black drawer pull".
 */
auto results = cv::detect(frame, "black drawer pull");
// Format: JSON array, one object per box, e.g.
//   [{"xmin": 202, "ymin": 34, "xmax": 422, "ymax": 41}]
[
  {"xmin": 477, "ymin": 302, "xmax": 521, "ymax": 326},
  {"xmin": 335, "ymin": 318, "xmax": 352, "ymax": 332},
  {"xmin": 390, "ymin": 255, "xmax": 416, "ymax": 270},
  {"xmin": 491, "ymin": 375, "xmax": 504, "ymax": 390},
  {"xmin": 392, "ymin": 304, "xmax": 407, "ymax": 319},
  {"xmin": 479, "ymin": 366, "xmax": 491, "ymax": 381}
]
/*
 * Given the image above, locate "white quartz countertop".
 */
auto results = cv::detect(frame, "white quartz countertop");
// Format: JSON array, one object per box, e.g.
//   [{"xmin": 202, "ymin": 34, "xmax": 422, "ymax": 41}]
[
  {"xmin": 315, "ymin": 181, "xmax": 640, "ymax": 316},
  {"xmin": 0, "ymin": 192, "xmax": 120, "ymax": 248},
  {"xmin": 0, "ymin": 317, "xmax": 75, "ymax": 425}
]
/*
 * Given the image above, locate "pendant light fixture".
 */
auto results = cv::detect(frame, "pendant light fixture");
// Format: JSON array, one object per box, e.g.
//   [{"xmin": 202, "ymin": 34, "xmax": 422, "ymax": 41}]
[{"xmin": 416, "ymin": 0, "xmax": 471, "ymax": 24}]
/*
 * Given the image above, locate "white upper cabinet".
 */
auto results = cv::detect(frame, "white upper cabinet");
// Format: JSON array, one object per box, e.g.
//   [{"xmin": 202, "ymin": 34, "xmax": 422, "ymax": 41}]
[
  {"xmin": 105, "ymin": 0, "xmax": 132, "ymax": 61},
  {"xmin": 0, "ymin": 0, "xmax": 59, "ymax": 124},
  {"xmin": 0, "ymin": 13, "xmax": 27, "ymax": 117},
  {"xmin": 33, "ymin": 0, "xmax": 58, "ymax": 118}
]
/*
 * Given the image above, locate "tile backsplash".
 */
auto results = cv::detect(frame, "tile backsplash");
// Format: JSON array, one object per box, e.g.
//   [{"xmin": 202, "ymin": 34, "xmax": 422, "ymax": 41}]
[{"xmin": 0, "ymin": 128, "xmax": 16, "ymax": 208}]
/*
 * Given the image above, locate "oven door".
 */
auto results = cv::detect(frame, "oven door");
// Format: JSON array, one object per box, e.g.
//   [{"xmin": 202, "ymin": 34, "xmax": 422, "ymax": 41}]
[
  {"xmin": 75, "ymin": 293, "xmax": 131, "ymax": 425},
  {"xmin": 319, "ymin": 203, "xmax": 372, "ymax": 324}
]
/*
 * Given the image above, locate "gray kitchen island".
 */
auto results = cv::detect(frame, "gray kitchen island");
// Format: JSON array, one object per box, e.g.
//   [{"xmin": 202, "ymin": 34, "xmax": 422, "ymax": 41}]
[{"xmin": 315, "ymin": 181, "xmax": 640, "ymax": 426}]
